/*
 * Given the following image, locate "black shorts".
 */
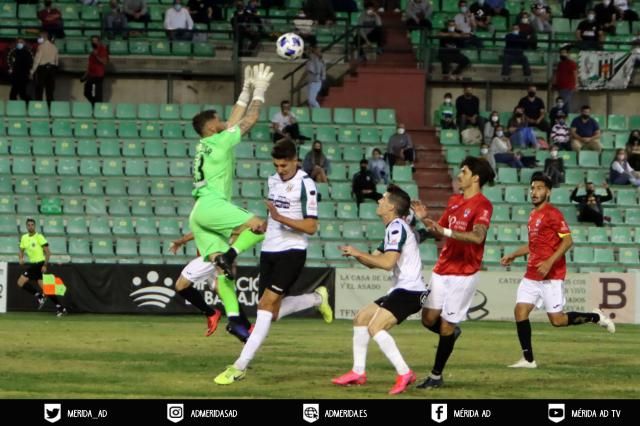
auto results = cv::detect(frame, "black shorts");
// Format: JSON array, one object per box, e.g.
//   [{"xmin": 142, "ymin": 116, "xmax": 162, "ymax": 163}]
[
  {"xmin": 22, "ymin": 262, "xmax": 45, "ymax": 281},
  {"xmin": 259, "ymin": 249, "xmax": 306, "ymax": 296},
  {"xmin": 374, "ymin": 289, "xmax": 427, "ymax": 324}
]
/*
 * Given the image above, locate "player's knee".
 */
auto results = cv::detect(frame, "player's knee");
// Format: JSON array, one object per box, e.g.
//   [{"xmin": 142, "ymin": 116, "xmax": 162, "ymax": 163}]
[
  {"xmin": 549, "ymin": 316, "xmax": 565, "ymax": 327},
  {"xmin": 367, "ymin": 324, "xmax": 382, "ymax": 337}
]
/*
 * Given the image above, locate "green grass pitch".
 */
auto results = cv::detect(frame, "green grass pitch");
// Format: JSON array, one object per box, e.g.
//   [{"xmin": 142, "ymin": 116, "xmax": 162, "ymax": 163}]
[{"xmin": 0, "ymin": 313, "xmax": 636, "ymax": 399}]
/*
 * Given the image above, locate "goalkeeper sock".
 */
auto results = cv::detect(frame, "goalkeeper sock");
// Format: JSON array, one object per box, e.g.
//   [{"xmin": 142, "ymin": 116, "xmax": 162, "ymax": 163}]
[
  {"xmin": 217, "ymin": 275, "xmax": 240, "ymax": 317},
  {"xmin": 231, "ymin": 229, "xmax": 265, "ymax": 256},
  {"xmin": 431, "ymin": 333, "xmax": 456, "ymax": 376},
  {"xmin": 567, "ymin": 311, "xmax": 599, "ymax": 325},
  {"xmin": 177, "ymin": 286, "xmax": 216, "ymax": 317},
  {"xmin": 516, "ymin": 319, "xmax": 534, "ymax": 362}
]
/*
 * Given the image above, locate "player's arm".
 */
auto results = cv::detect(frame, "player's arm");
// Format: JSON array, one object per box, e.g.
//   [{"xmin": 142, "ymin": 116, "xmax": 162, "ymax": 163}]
[
  {"xmin": 42, "ymin": 244, "xmax": 50, "ymax": 271},
  {"xmin": 341, "ymin": 246, "xmax": 400, "ymax": 271},
  {"xmin": 226, "ymin": 65, "xmax": 253, "ymax": 128},
  {"xmin": 424, "ymin": 218, "xmax": 489, "ymax": 245},
  {"xmin": 501, "ymin": 244, "xmax": 529, "ymax": 266},
  {"xmin": 237, "ymin": 64, "xmax": 274, "ymax": 136},
  {"xmin": 170, "ymin": 232, "xmax": 194, "ymax": 254}
]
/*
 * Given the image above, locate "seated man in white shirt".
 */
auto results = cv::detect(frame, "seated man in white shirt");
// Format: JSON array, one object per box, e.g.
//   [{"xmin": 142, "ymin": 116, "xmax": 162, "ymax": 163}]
[
  {"xmin": 270, "ymin": 100, "xmax": 309, "ymax": 143},
  {"xmin": 164, "ymin": 0, "xmax": 194, "ymax": 41}
]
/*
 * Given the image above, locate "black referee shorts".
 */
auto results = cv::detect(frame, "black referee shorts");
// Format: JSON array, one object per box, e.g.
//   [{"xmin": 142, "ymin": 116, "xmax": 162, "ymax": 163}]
[
  {"xmin": 259, "ymin": 249, "xmax": 306, "ymax": 297},
  {"xmin": 22, "ymin": 262, "xmax": 45, "ymax": 281},
  {"xmin": 374, "ymin": 289, "xmax": 428, "ymax": 324}
]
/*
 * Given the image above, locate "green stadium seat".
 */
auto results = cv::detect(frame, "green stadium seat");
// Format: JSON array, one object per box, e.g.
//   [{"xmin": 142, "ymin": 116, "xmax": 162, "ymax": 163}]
[
  {"xmin": 319, "ymin": 222, "xmax": 341, "ymax": 239},
  {"xmin": 573, "ymin": 246, "xmax": 594, "ymax": 264},
  {"xmin": 420, "ymin": 244, "xmax": 439, "ymax": 263},
  {"xmin": 342, "ymin": 146, "xmax": 363, "ymax": 162},
  {"xmin": 158, "ymin": 218, "xmax": 180, "ymax": 235},
  {"xmin": 92, "ymin": 238, "xmax": 114, "ymax": 256},
  {"xmin": 324, "ymin": 145, "xmax": 339, "ymax": 161},
  {"xmin": 71, "ymin": 102, "xmax": 93, "ymax": 118},
  {"xmin": 235, "ymin": 143, "xmax": 254, "ymax": 159},
  {"xmin": 254, "ymin": 143, "xmax": 271, "ymax": 160},
  {"xmin": 139, "ymin": 122, "xmax": 160, "ymax": 139},
  {"xmin": 103, "ymin": 159, "xmax": 124, "ymax": 176},
  {"xmin": 594, "ymin": 248, "xmax": 615, "ymax": 264},
  {"xmin": 358, "ymin": 203, "xmax": 377, "ymax": 220},
  {"xmin": 30, "ymin": 121, "xmax": 50, "ymax": 137},
  {"xmin": 342, "ymin": 222, "xmax": 363, "ymax": 239},
  {"xmin": 338, "ymin": 128, "xmax": 358, "ymax": 144},
  {"xmin": 58, "ymin": 177, "xmax": 80, "ymax": 195},
  {"xmin": 193, "ymin": 42, "xmax": 215, "ymax": 57},
  {"xmin": 323, "ymin": 241, "xmax": 346, "ymax": 260},
  {"xmin": 611, "ymin": 227, "xmax": 632, "ymax": 244},
  {"xmin": 329, "ymin": 163, "xmax": 347, "ymax": 181},
  {"xmin": 172, "ymin": 41, "xmax": 192, "ymax": 55},
  {"xmin": 131, "ymin": 198, "xmax": 153, "ymax": 216},
  {"xmin": 483, "ymin": 186, "xmax": 502, "ymax": 203},
  {"xmin": 181, "ymin": 104, "xmax": 201, "ymax": 120},
  {"xmin": 82, "ymin": 178, "xmax": 102, "ymax": 195},
  {"xmin": 330, "ymin": 182, "xmax": 352, "ymax": 200},
  {"xmin": 95, "ymin": 121, "xmax": 116, "ymax": 138},
  {"xmin": 354, "ymin": 108, "xmax": 375, "ymax": 125},
  {"xmin": 440, "ymin": 129, "xmax": 460, "ymax": 145},
  {"xmin": 37, "ymin": 178, "xmax": 58, "ymax": 195},
  {"xmin": 376, "ymin": 109, "xmax": 396, "ymax": 125},
  {"xmin": 116, "ymin": 103, "xmax": 136, "ymax": 120},
  {"xmin": 32, "ymin": 139, "xmax": 53, "ymax": 156},
  {"xmin": 626, "ymin": 208, "xmax": 640, "ymax": 225},
  {"xmin": 333, "ymin": 108, "xmax": 354, "ymax": 124},
  {"xmin": 109, "ymin": 199, "xmax": 131, "ymax": 217},
  {"xmin": 158, "ymin": 104, "xmax": 180, "ymax": 120},
  {"xmin": 607, "ymin": 114, "xmax": 627, "ymax": 130},
  {"xmin": 10, "ymin": 138, "xmax": 30, "ymax": 155},
  {"xmin": 105, "ymin": 179, "xmax": 126, "ymax": 196},
  {"xmin": 173, "ymin": 180, "xmax": 192, "ymax": 197},
  {"xmin": 113, "ymin": 218, "xmax": 134, "ymax": 235},
  {"xmin": 74, "ymin": 121, "xmax": 94, "ymax": 138},
  {"xmin": 504, "ymin": 186, "xmax": 525, "ymax": 203},
  {"xmin": 162, "ymin": 123, "xmax": 182, "ymax": 139},
  {"xmin": 122, "ymin": 140, "xmax": 143, "ymax": 157},
  {"xmin": 94, "ymin": 102, "xmax": 114, "ymax": 119},
  {"xmin": 236, "ymin": 162, "xmax": 258, "ymax": 179},
  {"xmin": 586, "ymin": 169, "xmax": 607, "ymax": 183},
  {"xmin": 151, "ymin": 40, "xmax": 171, "ymax": 56},
  {"xmin": 170, "ymin": 160, "xmax": 191, "ymax": 177},
  {"xmin": 97, "ymin": 139, "xmax": 119, "ymax": 157},
  {"xmin": 8, "ymin": 120, "xmax": 28, "ymax": 137},
  {"xmin": 17, "ymin": 196, "xmax": 38, "ymax": 215},
  {"xmin": 42, "ymin": 217, "xmax": 65, "ymax": 235},
  {"xmin": 28, "ymin": 101, "xmax": 48, "ymax": 117},
  {"xmin": 359, "ymin": 128, "xmax": 380, "ymax": 144},
  {"xmin": 147, "ymin": 159, "xmax": 168, "ymax": 177},
  {"xmin": 135, "ymin": 218, "xmax": 158, "ymax": 236},
  {"xmin": 292, "ymin": 107, "xmax": 310, "ymax": 123},
  {"xmin": 14, "ymin": 177, "xmax": 34, "ymax": 194},
  {"xmin": 139, "ymin": 239, "xmax": 162, "ymax": 256},
  {"xmin": 166, "ymin": 141, "xmax": 187, "ymax": 157},
  {"xmin": 392, "ymin": 166, "xmax": 412, "ymax": 182},
  {"xmin": 124, "ymin": 159, "xmax": 145, "ymax": 176},
  {"xmin": 68, "ymin": 237, "xmax": 90, "ymax": 255},
  {"xmin": 564, "ymin": 169, "xmax": 584, "ymax": 185},
  {"xmin": 587, "ymin": 227, "xmax": 608, "ymax": 244},
  {"xmin": 6, "ymin": 100, "xmax": 26, "ymax": 117},
  {"xmin": 492, "ymin": 207, "xmax": 509, "ymax": 222},
  {"xmin": 138, "ymin": 103, "xmax": 159, "ymax": 120},
  {"xmin": 155, "ymin": 199, "xmax": 176, "ymax": 217},
  {"xmin": 250, "ymin": 124, "xmax": 271, "ymax": 142},
  {"xmin": 129, "ymin": 40, "xmax": 150, "ymax": 55},
  {"xmin": 13, "ymin": 157, "xmax": 32, "ymax": 174},
  {"xmin": 619, "ymin": 248, "xmax": 639, "ymax": 265},
  {"xmin": 87, "ymin": 198, "xmax": 108, "ymax": 216},
  {"xmin": 445, "ymin": 147, "xmax": 466, "ymax": 164},
  {"xmin": 365, "ymin": 222, "xmax": 385, "ymax": 240},
  {"xmin": 497, "ymin": 168, "xmax": 518, "ymax": 184},
  {"xmin": 63, "ymin": 197, "xmax": 83, "ymax": 215},
  {"xmin": 149, "ymin": 180, "xmax": 170, "ymax": 197},
  {"xmin": 578, "ymin": 151, "xmax": 600, "ymax": 167},
  {"xmin": 497, "ymin": 224, "xmax": 519, "ymax": 242},
  {"xmin": 317, "ymin": 202, "xmax": 335, "ymax": 219}
]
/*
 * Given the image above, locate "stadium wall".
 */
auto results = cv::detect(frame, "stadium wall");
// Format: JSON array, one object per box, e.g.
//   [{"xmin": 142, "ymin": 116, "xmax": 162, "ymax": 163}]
[{"xmin": 0, "ymin": 262, "xmax": 6, "ymax": 314}]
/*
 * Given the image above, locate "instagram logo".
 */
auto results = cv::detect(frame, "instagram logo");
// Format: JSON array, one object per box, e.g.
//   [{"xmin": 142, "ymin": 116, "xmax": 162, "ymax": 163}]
[{"xmin": 167, "ymin": 403, "xmax": 184, "ymax": 423}]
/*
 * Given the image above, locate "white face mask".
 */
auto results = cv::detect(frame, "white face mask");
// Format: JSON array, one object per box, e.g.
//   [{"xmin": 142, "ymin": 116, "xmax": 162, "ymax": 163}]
[
  {"xmin": 16, "ymin": 42, "xmax": 24, "ymax": 50},
  {"xmin": 444, "ymin": 98, "xmax": 451, "ymax": 104},
  {"xmin": 397, "ymin": 128, "xmax": 405, "ymax": 135},
  {"xmin": 448, "ymin": 26, "xmax": 456, "ymax": 32},
  {"xmin": 37, "ymin": 37, "xmax": 44, "ymax": 44},
  {"xmin": 550, "ymin": 150, "xmax": 558, "ymax": 158},
  {"xmin": 491, "ymin": 115, "xmax": 498, "ymax": 122},
  {"xmin": 617, "ymin": 155, "xmax": 625, "ymax": 161},
  {"xmin": 521, "ymin": 18, "xmax": 529, "ymax": 24},
  {"xmin": 480, "ymin": 148, "xmax": 488, "ymax": 155},
  {"xmin": 496, "ymin": 130, "xmax": 504, "ymax": 137},
  {"xmin": 588, "ymin": 15, "xmax": 595, "ymax": 21},
  {"xmin": 557, "ymin": 101, "xmax": 564, "ymax": 108}
]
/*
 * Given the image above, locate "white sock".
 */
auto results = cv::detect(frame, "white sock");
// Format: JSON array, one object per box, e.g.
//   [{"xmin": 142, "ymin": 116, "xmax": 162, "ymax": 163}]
[
  {"xmin": 277, "ymin": 293, "xmax": 321, "ymax": 320},
  {"xmin": 352, "ymin": 326, "xmax": 369, "ymax": 374},
  {"xmin": 373, "ymin": 330, "xmax": 410, "ymax": 375},
  {"xmin": 234, "ymin": 309, "xmax": 273, "ymax": 371}
]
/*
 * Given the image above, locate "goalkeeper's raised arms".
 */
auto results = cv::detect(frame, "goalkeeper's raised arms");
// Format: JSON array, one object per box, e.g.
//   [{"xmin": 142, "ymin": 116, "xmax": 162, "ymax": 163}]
[
  {"xmin": 237, "ymin": 63, "xmax": 274, "ymax": 135},
  {"xmin": 227, "ymin": 66, "xmax": 253, "ymax": 128}
]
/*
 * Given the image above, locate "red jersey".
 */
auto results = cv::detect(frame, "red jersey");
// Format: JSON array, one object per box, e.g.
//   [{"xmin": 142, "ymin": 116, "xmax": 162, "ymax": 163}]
[
  {"xmin": 433, "ymin": 193, "xmax": 493, "ymax": 276},
  {"xmin": 87, "ymin": 45, "xmax": 109, "ymax": 78},
  {"xmin": 555, "ymin": 59, "xmax": 577, "ymax": 90},
  {"xmin": 525, "ymin": 203, "xmax": 571, "ymax": 281}
]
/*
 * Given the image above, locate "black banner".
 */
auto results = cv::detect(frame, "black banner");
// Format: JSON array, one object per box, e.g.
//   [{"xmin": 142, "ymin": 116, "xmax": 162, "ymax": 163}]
[
  {"xmin": 0, "ymin": 399, "xmax": 634, "ymax": 425},
  {"xmin": 6, "ymin": 263, "xmax": 334, "ymax": 316}
]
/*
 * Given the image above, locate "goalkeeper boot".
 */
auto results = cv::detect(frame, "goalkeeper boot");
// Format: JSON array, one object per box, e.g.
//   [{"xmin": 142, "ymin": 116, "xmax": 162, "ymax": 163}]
[
  {"xmin": 332, "ymin": 371, "xmax": 367, "ymax": 386},
  {"xmin": 214, "ymin": 250, "xmax": 237, "ymax": 280},
  {"xmin": 214, "ymin": 365, "xmax": 246, "ymax": 385},
  {"xmin": 205, "ymin": 309, "xmax": 222, "ymax": 337},
  {"xmin": 314, "ymin": 286, "xmax": 333, "ymax": 324},
  {"xmin": 389, "ymin": 370, "xmax": 416, "ymax": 395}
]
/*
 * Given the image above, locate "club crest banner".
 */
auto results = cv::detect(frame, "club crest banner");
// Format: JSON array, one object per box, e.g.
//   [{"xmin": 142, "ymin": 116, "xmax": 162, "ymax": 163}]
[{"xmin": 578, "ymin": 50, "xmax": 637, "ymax": 90}]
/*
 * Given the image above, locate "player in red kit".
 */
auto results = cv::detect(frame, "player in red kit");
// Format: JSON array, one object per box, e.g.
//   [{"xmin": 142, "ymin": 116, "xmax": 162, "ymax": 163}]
[
  {"xmin": 412, "ymin": 156, "xmax": 495, "ymax": 390},
  {"xmin": 501, "ymin": 172, "xmax": 615, "ymax": 369}
]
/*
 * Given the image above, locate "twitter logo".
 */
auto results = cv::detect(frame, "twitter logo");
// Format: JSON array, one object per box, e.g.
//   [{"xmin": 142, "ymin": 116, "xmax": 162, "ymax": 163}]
[{"xmin": 44, "ymin": 403, "xmax": 61, "ymax": 423}]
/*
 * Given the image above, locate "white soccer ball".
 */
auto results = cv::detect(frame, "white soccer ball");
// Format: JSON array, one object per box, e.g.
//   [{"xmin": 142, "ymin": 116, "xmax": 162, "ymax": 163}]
[{"xmin": 276, "ymin": 32, "xmax": 304, "ymax": 60}]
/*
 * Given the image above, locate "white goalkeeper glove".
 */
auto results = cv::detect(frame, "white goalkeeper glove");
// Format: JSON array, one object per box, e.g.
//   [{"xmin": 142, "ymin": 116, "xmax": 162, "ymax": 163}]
[
  {"xmin": 236, "ymin": 65, "xmax": 253, "ymax": 107},
  {"xmin": 251, "ymin": 63, "xmax": 274, "ymax": 103}
]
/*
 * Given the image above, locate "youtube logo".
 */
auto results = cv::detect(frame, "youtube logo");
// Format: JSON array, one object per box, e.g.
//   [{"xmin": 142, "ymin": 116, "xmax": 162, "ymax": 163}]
[{"xmin": 548, "ymin": 403, "xmax": 565, "ymax": 423}]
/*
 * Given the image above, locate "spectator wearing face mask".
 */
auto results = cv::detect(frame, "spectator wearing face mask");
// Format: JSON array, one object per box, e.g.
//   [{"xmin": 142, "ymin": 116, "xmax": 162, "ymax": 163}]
[
  {"xmin": 480, "ymin": 142, "xmax": 495, "ymax": 171},
  {"xmin": 30, "ymin": 32, "xmax": 58, "ymax": 106},
  {"xmin": 570, "ymin": 181, "xmax": 613, "ymax": 226},
  {"xmin": 82, "ymin": 36, "xmax": 109, "ymax": 106},
  {"xmin": 356, "ymin": 4, "xmax": 385, "ymax": 60},
  {"xmin": 455, "ymin": 85, "xmax": 482, "ymax": 129},
  {"xmin": 516, "ymin": 11, "xmax": 537, "ymax": 49},
  {"xmin": 404, "ymin": 0, "xmax": 433, "ymax": 31},
  {"xmin": 7, "ymin": 38, "xmax": 33, "ymax": 101},
  {"xmin": 517, "ymin": 85, "xmax": 549, "ymax": 133},
  {"xmin": 554, "ymin": 48, "xmax": 577, "ymax": 110},
  {"xmin": 434, "ymin": 92, "xmax": 457, "ymax": 129},
  {"xmin": 594, "ymin": 0, "xmax": 618, "ymax": 34},
  {"xmin": 501, "ymin": 24, "xmax": 532, "ymax": 81},
  {"xmin": 386, "ymin": 123, "xmax": 415, "ymax": 175},
  {"xmin": 352, "ymin": 159, "xmax": 383, "ymax": 206},
  {"xmin": 454, "ymin": 1, "xmax": 483, "ymax": 48},
  {"xmin": 610, "ymin": 149, "xmax": 640, "ymax": 186},
  {"xmin": 165, "ymin": 0, "xmax": 194, "ymax": 41},
  {"xmin": 570, "ymin": 105, "xmax": 602, "ymax": 152},
  {"xmin": 469, "ymin": 0, "xmax": 493, "ymax": 32},
  {"xmin": 508, "ymin": 106, "xmax": 538, "ymax": 149},
  {"xmin": 490, "ymin": 125, "xmax": 526, "ymax": 169},
  {"xmin": 123, "ymin": 0, "xmax": 151, "ymax": 23},
  {"xmin": 544, "ymin": 145, "xmax": 565, "ymax": 187},
  {"xmin": 626, "ymin": 129, "xmax": 640, "ymax": 170},
  {"xmin": 438, "ymin": 20, "xmax": 471, "ymax": 81},
  {"xmin": 484, "ymin": 110, "xmax": 500, "ymax": 145},
  {"xmin": 104, "ymin": 0, "xmax": 129, "ymax": 40},
  {"xmin": 38, "ymin": 0, "xmax": 65, "ymax": 39},
  {"xmin": 530, "ymin": 0, "xmax": 552, "ymax": 33},
  {"xmin": 550, "ymin": 110, "xmax": 571, "ymax": 150},
  {"xmin": 576, "ymin": 10, "xmax": 605, "ymax": 50},
  {"xmin": 614, "ymin": 0, "xmax": 639, "ymax": 22},
  {"xmin": 368, "ymin": 148, "xmax": 389, "ymax": 184},
  {"xmin": 303, "ymin": 141, "xmax": 331, "ymax": 183}
]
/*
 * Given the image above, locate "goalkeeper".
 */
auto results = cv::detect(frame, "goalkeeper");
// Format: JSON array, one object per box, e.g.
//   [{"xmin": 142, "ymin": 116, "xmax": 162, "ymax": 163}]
[{"xmin": 186, "ymin": 64, "xmax": 273, "ymax": 338}]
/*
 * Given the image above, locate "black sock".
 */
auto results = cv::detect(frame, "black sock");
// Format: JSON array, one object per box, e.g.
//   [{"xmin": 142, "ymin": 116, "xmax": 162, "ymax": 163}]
[
  {"xmin": 48, "ymin": 295, "xmax": 62, "ymax": 306},
  {"xmin": 225, "ymin": 248, "xmax": 238, "ymax": 262},
  {"xmin": 567, "ymin": 311, "xmax": 599, "ymax": 325},
  {"xmin": 431, "ymin": 333, "xmax": 456, "ymax": 376},
  {"xmin": 516, "ymin": 320, "xmax": 534, "ymax": 362},
  {"xmin": 424, "ymin": 317, "xmax": 441, "ymax": 335},
  {"xmin": 177, "ymin": 286, "xmax": 216, "ymax": 316},
  {"xmin": 21, "ymin": 282, "xmax": 40, "ymax": 296},
  {"xmin": 236, "ymin": 307, "xmax": 252, "ymax": 328}
]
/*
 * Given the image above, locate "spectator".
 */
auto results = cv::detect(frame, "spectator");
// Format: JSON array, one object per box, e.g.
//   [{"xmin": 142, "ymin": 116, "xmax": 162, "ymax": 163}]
[
  {"xmin": 123, "ymin": 0, "xmax": 150, "ymax": 23},
  {"xmin": 7, "ymin": 38, "xmax": 33, "ymax": 101},
  {"xmin": 490, "ymin": 125, "xmax": 526, "ymax": 169},
  {"xmin": 454, "ymin": 1, "xmax": 483, "ymax": 48},
  {"xmin": 517, "ymin": 85, "xmax": 549, "ymax": 132},
  {"xmin": 38, "ymin": 0, "xmax": 65, "ymax": 39},
  {"xmin": 531, "ymin": 0, "xmax": 552, "ymax": 33},
  {"xmin": 576, "ymin": 10, "xmax": 604, "ymax": 50},
  {"xmin": 554, "ymin": 48, "xmax": 577, "ymax": 110},
  {"xmin": 188, "ymin": 0, "xmax": 222, "ymax": 24},
  {"xmin": 610, "ymin": 148, "xmax": 640, "ymax": 186},
  {"xmin": 570, "ymin": 182, "xmax": 613, "ymax": 226},
  {"xmin": 352, "ymin": 159, "xmax": 383, "ymax": 205},
  {"xmin": 550, "ymin": 110, "xmax": 571, "ymax": 150},
  {"xmin": 564, "ymin": 0, "xmax": 589, "ymax": 19},
  {"xmin": 544, "ymin": 145, "xmax": 565, "ymax": 187},
  {"xmin": 405, "ymin": 0, "xmax": 432, "ymax": 31},
  {"xmin": 570, "ymin": 105, "xmax": 602, "ymax": 152},
  {"xmin": 386, "ymin": 123, "xmax": 415, "ymax": 174},
  {"xmin": 455, "ymin": 85, "xmax": 482, "ymax": 129},
  {"xmin": 303, "ymin": 0, "xmax": 335, "ymax": 25},
  {"xmin": 508, "ymin": 106, "xmax": 538, "ymax": 148},
  {"xmin": 82, "ymin": 36, "xmax": 109, "ymax": 106},
  {"xmin": 626, "ymin": 129, "xmax": 640, "ymax": 170},
  {"xmin": 485, "ymin": 0, "xmax": 509, "ymax": 16},
  {"xmin": 469, "ymin": 0, "xmax": 494, "ymax": 32},
  {"xmin": 434, "ymin": 92, "xmax": 456, "ymax": 129},
  {"xmin": 164, "ymin": 0, "xmax": 194, "ymax": 41},
  {"xmin": 517, "ymin": 11, "xmax": 537, "ymax": 49},
  {"xmin": 438, "ymin": 20, "xmax": 471, "ymax": 81},
  {"xmin": 230, "ymin": 1, "xmax": 261, "ymax": 56},
  {"xmin": 356, "ymin": 4, "xmax": 385, "ymax": 60},
  {"xmin": 480, "ymin": 142, "xmax": 495, "ymax": 171},
  {"xmin": 594, "ymin": 0, "xmax": 617, "ymax": 34},
  {"xmin": 303, "ymin": 141, "xmax": 331, "ymax": 183},
  {"xmin": 270, "ymin": 100, "xmax": 309, "ymax": 143},
  {"xmin": 501, "ymin": 24, "xmax": 532, "ymax": 81},
  {"xmin": 30, "ymin": 32, "xmax": 58, "ymax": 105},
  {"xmin": 614, "ymin": 0, "xmax": 639, "ymax": 21},
  {"xmin": 483, "ymin": 110, "xmax": 500, "ymax": 144},
  {"xmin": 368, "ymin": 148, "xmax": 389, "ymax": 184},
  {"xmin": 549, "ymin": 96, "xmax": 569, "ymax": 123},
  {"xmin": 104, "ymin": 0, "xmax": 129, "ymax": 40},
  {"xmin": 305, "ymin": 45, "xmax": 326, "ymax": 108}
]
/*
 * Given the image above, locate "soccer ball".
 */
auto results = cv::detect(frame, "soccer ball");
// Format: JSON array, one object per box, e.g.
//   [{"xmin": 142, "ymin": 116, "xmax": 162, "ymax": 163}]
[{"xmin": 276, "ymin": 32, "xmax": 304, "ymax": 60}]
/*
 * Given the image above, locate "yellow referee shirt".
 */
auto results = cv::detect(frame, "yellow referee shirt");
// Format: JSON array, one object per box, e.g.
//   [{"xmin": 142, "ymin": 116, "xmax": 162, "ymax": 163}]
[{"xmin": 19, "ymin": 233, "xmax": 48, "ymax": 263}]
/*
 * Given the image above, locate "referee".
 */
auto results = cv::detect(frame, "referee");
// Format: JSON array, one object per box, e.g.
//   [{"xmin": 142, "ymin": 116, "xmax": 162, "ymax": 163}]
[{"xmin": 18, "ymin": 218, "xmax": 67, "ymax": 316}]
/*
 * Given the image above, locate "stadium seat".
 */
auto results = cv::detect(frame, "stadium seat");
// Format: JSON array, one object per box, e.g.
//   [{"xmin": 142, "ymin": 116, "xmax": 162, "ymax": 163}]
[
  {"xmin": 497, "ymin": 168, "xmax": 518, "ymax": 184},
  {"xmin": 14, "ymin": 177, "xmax": 34, "ymax": 194},
  {"xmin": 611, "ymin": 227, "xmax": 633, "ymax": 245},
  {"xmin": 87, "ymin": 198, "xmax": 108, "ymax": 216},
  {"xmin": 329, "ymin": 163, "xmax": 347, "ymax": 180},
  {"xmin": 573, "ymin": 247, "xmax": 594, "ymax": 264},
  {"xmin": 338, "ymin": 128, "xmax": 358, "ymax": 144},
  {"xmin": 440, "ymin": 129, "xmax": 460, "ymax": 145},
  {"xmin": 128, "ymin": 179, "xmax": 149, "ymax": 196},
  {"xmin": 578, "ymin": 151, "xmax": 600, "ymax": 168},
  {"xmin": 588, "ymin": 227, "xmax": 608, "ymax": 244},
  {"xmin": 8, "ymin": 120, "xmax": 28, "ymax": 137},
  {"xmin": 358, "ymin": 203, "xmax": 377, "ymax": 220},
  {"xmin": 166, "ymin": 141, "xmax": 187, "ymax": 158},
  {"xmin": 319, "ymin": 222, "xmax": 341, "ymax": 239},
  {"xmin": 354, "ymin": 108, "xmax": 375, "ymax": 125},
  {"xmin": 28, "ymin": 101, "xmax": 48, "ymax": 117},
  {"xmin": 359, "ymin": 128, "xmax": 380, "ymax": 144},
  {"xmin": 342, "ymin": 222, "xmax": 363, "ymax": 239},
  {"xmin": 619, "ymin": 248, "xmax": 639, "ymax": 265},
  {"xmin": 342, "ymin": 146, "xmax": 363, "ymax": 162},
  {"xmin": 155, "ymin": 199, "xmax": 176, "ymax": 216},
  {"xmin": 333, "ymin": 108, "xmax": 354, "ymax": 124},
  {"xmin": 626, "ymin": 208, "xmax": 640, "ymax": 225},
  {"xmin": 6, "ymin": 100, "xmax": 26, "ymax": 117},
  {"xmin": 330, "ymin": 182, "xmax": 352, "ymax": 200},
  {"xmin": 103, "ymin": 159, "xmax": 124, "ymax": 176},
  {"xmin": 420, "ymin": 244, "xmax": 438, "ymax": 263},
  {"xmin": 392, "ymin": 166, "xmax": 412, "ymax": 182},
  {"xmin": 13, "ymin": 157, "xmax": 33, "ymax": 175},
  {"xmin": 68, "ymin": 238, "xmax": 90, "ymax": 255},
  {"xmin": 92, "ymin": 238, "xmax": 114, "ymax": 256},
  {"xmin": 312, "ymin": 107, "xmax": 332, "ymax": 124},
  {"xmin": 43, "ymin": 218, "xmax": 65, "ymax": 236},
  {"xmin": 365, "ymin": 222, "xmax": 385, "ymax": 240},
  {"xmin": 497, "ymin": 224, "xmax": 519, "ymax": 242},
  {"xmin": 504, "ymin": 186, "xmax": 525, "ymax": 203},
  {"xmin": 317, "ymin": 203, "xmax": 335, "ymax": 219},
  {"xmin": 37, "ymin": 179, "xmax": 57, "ymax": 195},
  {"xmin": 607, "ymin": 114, "xmax": 627, "ymax": 131},
  {"xmin": 376, "ymin": 109, "xmax": 396, "ymax": 125},
  {"xmin": 113, "ymin": 218, "xmax": 135, "ymax": 235},
  {"xmin": 94, "ymin": 102, "xmax": 114, "ymax": 119},
  {"xmin": 594, "ymin": 248, "xmax": 615, "ymax": 264},
  {"xmin": 72, "ymin": 102, "xmax": 93, "ymax": 118},
  {"xmin": 173, "ymin": 180, "xmax": 193, "ymax": 197},
  {"xmin": 82, "ymin": 179, "xmax": 102, "ymax": 195}
]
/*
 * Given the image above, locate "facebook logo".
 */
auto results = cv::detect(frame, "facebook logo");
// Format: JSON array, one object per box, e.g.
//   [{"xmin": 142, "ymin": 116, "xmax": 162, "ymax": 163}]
[
  {"xmin": 431, "ymin": 403, "xmax": 447, "ymax": 423},
  {"xmin": 548, "ymin": 403, "xmax": 565, "ymax": 423}
]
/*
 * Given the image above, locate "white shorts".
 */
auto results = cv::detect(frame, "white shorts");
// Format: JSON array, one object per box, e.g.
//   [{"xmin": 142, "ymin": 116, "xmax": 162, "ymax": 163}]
[
  {"xmin": 181, "ymin": 257, "xmax": 216, "ymax": 289},
  {"xmin": 516, "ymin": 278, "xmax": 565, "ymax": 313},
  {"xmin": 423, "ymin": 272, "xmax": 479, "ymax": 324}
]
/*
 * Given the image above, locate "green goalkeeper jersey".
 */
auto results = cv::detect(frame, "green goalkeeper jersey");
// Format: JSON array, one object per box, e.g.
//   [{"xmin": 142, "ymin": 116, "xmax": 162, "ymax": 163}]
[{"xmin": 192, "ymin": 125, "xmax": 242, "ymax": 200}]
